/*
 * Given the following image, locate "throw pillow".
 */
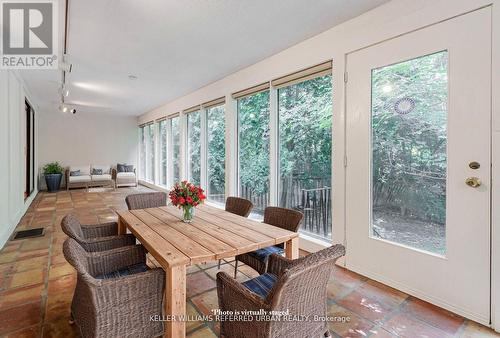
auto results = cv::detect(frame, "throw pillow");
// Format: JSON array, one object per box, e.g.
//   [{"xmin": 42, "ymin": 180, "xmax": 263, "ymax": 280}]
[
  {"xmin": 70, "ymin": 170, "xmax": 81, "ymax": 176},
  {"xmin": 124, "ymin": 165, "xmax": 134, "ymax": 172},
  {"xmin": 117, "ymin": 163, "xmax": 126, "ymax": 173},
  {"xmin": 92, "ymin": 168, "xmax": 103, "ymax": 175}
]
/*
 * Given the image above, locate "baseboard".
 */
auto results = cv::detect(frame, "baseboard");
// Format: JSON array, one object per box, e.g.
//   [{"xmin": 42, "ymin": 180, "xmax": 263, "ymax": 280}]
[{"xmin": 346, "ymin": 262, "xmax": 491, "ymax": 326}]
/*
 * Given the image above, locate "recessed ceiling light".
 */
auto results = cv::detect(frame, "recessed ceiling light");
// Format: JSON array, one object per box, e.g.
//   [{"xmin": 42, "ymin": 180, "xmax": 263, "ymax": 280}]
[{"xmin": 128, "ymin": 75, "xmax": 138, "ymax": 80}]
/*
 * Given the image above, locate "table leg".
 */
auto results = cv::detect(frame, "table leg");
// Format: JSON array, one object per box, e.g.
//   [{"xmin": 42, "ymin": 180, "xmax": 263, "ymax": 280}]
[
  {"xmin": 165, "ymin": 265, "xmax": 186, "ymax": 338},
  {"xmin": 117, "ymin": 216, "xmax": 126, "ymax": 235},
  {"xmin": 285, "ymin": 237, "xmax": 299, "ymax": 259}
]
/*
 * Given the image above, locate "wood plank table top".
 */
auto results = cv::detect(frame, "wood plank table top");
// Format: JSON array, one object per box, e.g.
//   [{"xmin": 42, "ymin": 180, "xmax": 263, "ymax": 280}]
[
  {"xmin": 116, "ymin": 204, "xmax": 300, "ymax": 338},
  {"xmin": 117, "ymin": 204, "xmax": 298, "ymax": 267}
]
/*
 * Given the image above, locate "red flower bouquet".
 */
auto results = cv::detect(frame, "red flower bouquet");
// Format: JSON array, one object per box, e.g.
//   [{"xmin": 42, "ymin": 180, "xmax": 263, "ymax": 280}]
[{"xmin": 169, "ymin": 181, "xmax": 206, "ymax": 222}]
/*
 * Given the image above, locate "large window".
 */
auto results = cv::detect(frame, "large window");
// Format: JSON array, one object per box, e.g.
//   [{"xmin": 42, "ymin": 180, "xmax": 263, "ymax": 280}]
[
  {"xmin": 146, "ymin": 123, "xmax": 155, "ymax": 182},
  {"xmin": 159, "ymin": 119, "xmax": 167, "ymax": 186},
  {"xmin": 238, "ymin": 90, "xmax": 270, "ymax": 216},
  {"xmin": 139, "ymin": 125, "xmax": 146, "ymax": 180},
  {"xmin": 171, "ymin": 116, "xmax": 181, "ymax": 184},
  {"xmin": 139, "ymin": 123, "xmax": 155, "ymax": 182},
  {"xmin": 277, "ymin": 74, "xmax": 332, "ymax": 240},
  {"xmin": 206, "ymin": 104, "xmax": 225, "ymax": 203},
  {"xmin": 187, "ymin": 110, "xmax": 201, "ymax": 185}
]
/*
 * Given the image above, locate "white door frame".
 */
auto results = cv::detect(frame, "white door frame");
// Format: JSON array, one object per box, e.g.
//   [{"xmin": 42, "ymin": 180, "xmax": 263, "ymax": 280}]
[{"xmin": 335, "ymin": 4, "xmax": 500, "ymax": 331}]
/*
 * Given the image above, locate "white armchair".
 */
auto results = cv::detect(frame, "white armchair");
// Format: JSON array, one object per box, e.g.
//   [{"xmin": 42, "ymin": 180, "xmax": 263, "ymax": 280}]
[{"xmin": 112, "ymin": 164, "xmax": 137, "ymax": 188}]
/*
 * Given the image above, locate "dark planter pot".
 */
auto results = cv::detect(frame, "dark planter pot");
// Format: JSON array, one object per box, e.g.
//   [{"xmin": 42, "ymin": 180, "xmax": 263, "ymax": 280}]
[{"xmin": 45, "ymin": 173, "xmax": 62, "ymax": 192}]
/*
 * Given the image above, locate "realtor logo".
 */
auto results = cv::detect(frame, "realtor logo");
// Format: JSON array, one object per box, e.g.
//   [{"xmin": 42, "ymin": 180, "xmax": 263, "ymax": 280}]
[{"xmin": 1, "ymin": 0, "xmax": 58, "ymax": 69}]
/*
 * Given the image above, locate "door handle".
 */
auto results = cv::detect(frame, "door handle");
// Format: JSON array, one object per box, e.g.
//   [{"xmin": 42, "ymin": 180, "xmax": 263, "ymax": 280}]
[{"xmin": 465, "ymin": 177, "xmax": 481, "ymax": 188}]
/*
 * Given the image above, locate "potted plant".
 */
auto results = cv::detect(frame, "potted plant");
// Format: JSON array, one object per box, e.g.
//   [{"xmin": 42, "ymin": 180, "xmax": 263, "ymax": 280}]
[
  {"xmin": 169, "ymin": 181, "xmax": 206, "ymax": 223},
  {"xmin": 43, "ymin": 162, "xmax": 64, "ymax": 192}
]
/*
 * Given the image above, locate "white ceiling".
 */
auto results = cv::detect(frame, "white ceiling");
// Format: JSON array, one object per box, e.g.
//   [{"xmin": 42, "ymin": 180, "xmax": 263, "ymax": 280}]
[{"xmin": 20, "ymin": 0, "xmax": 389, "ymax": 116}]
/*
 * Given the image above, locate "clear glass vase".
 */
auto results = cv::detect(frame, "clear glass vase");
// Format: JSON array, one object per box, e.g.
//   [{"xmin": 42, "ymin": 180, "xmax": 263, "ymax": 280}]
[{"xmin": 182, "ymin": 205, "xmax": 195, "ymax": 223}]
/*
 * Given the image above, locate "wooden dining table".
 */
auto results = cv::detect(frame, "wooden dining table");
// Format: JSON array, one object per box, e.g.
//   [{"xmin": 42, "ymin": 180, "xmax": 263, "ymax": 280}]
[{"xmin": 116, "ymin": 204, "xmax": 299, "ymax": 338}]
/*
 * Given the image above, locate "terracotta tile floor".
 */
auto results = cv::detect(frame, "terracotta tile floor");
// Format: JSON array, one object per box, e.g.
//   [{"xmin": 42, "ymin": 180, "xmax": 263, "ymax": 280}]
[{"xmin": 0, "ymin": 187, "xmax": 499, "ymax": 338}]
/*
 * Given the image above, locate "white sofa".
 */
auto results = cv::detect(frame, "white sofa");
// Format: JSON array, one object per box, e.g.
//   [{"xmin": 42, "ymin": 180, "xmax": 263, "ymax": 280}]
[{"xmin": 66, "ymin": 165, "xmax": 115, "ymax": 190}]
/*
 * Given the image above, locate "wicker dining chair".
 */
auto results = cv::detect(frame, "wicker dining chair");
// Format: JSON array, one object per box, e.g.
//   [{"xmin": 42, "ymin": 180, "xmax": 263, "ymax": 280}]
[
  {"xmin": 217, "ymin": 244, "xmax": 345, "ymax": 338},
  {"xmin": 225, "ymin": 196, "xmax": 253, "ymax": 217},
  {"xmin": 234, "ymin": 207, "xmax": 303, "ymax": 277},
  {"xmin": 125, "ymin": 192, "xmax": 167, "ymax": 210},
  {"xmin": 61, "ymin": 214, "xmax": 136, "ymax": 252},
  {"xmin": 217, "ymin": 197, "xmax": 254, "ymax": 269},
  {"xmin": 63, "ymin": 238, "xmax": 165, "ymax": 338}
]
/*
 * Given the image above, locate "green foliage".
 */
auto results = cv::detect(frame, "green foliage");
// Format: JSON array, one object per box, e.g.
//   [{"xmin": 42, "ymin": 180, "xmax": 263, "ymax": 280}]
[
  {"xmin": 43, "ymin": 162, "xmax": 63, "ymax": 175},
  {"xmin": 187, "ymin": 111, "xmax": 201, "ymax": 185},
  {"xmin": 207, "ymin": 105, "xmax": 225, "ymax": 199},
  {"xmin": 172, "ymin": 117, "xmax": 181, "ymax": 183},
  {"xmin": 278, "ymin": 74, "xmax": 332, "ymax": 192},
  {"xmin": 372, "ymin": 51, "xmax": 447, "ymax": 224},
  {"xmin": 238, "ymin": 91, "xmax": 271, "ymax": 195}
]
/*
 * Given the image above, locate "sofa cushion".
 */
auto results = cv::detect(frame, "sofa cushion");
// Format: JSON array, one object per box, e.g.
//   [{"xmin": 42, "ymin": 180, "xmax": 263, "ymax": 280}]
[
  {"xmin": 91, "ymin": 174, "xmax": 112, "ymax": 182},
  {"xmin": 70, "ymin": 170, "xmax": 81, "ymax": 176},
  {"xmin": 69, "ymin": 175, "xmax": 91, "ymax": 183},
  {"xmin": 69, "ymin": 165, "xmax": 90, "ymax": 175},
  {"xmin": 117, "ymin": 164, "xmax": 134, "ymax": 173},
  {"xmin": 91, "ymin": 168, "xmax": 103, "ymax": 175},
  {"xmin": 117, "ymin": 172, "xmax": 136, "ymax": 178},
  {"xmin": 91, "ymin": 165, "xmax": 110, "ymax": 175}
]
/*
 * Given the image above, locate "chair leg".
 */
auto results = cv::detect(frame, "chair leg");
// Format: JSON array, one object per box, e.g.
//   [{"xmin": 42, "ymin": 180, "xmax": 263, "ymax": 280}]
[
  {"xmin": 218, "ymin": 259, "xmax": 221, "ymax": 270},
  {"xmin": 234, "ymin": 259, "xmax": 238, "ymax": 279}
]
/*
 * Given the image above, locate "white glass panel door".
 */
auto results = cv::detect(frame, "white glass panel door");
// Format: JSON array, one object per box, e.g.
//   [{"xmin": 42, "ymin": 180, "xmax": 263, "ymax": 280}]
[{"xmin": 346, "ymin": 9, "xmax": 491, "ymax": 323}]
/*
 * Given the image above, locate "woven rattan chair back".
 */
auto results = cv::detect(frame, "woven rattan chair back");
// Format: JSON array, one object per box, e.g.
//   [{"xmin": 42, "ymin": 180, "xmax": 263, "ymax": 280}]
[
  {"xmin": 125, "ymin": 192, "xmax": 167, "ymax": 210},
  {"xmin": 263, "ymin": 206, "xmax": 303, "ymax": 232},
  {"xmin": 225, "ymin": 196, "xmax": 253, "ymax": 217},
  {"xmin": 61, "ymin": 214, "xmax": 85, "ymax": 240}
]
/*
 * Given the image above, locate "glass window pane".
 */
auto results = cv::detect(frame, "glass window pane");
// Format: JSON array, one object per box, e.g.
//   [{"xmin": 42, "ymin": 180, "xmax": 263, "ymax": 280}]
[
  {"xmin": 278, "ymin": 74, "xmax": 332, "ymax": 241},
  {"xmin": 139, "ymin": 126, "xmax": 146, "ymax": 180},
  {"xmin": 207, "ymin": 105, "xmax": 225, "ymax": 204},
  {"xmin": 187, "ymin": 111, "xmax": 201, "ymax": 185},
  {"xmin": 159, "ymin": 120, "xmax": 167, "ymax": 186},
  {"xmin": 146, "ymin": 124, "xmax": 155, "ymax": 182},
  {"xmin": 171, "ymin": 117, "xmax": 180, "ymax": 184},
  {"xmin": 238, "ymin": 91, "xmax": 270, "ymax": 217},
  {"xmin": 371, "ymin": 51, "xmax": 448, "ymax": 255}
]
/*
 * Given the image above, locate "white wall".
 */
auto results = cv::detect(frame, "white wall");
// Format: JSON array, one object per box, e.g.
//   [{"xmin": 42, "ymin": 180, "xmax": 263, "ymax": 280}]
[
  {"xmin": 38, "ymin": 111, "xmax": 138, "ymax": 188},
  {"xmin": 0, "ymin": 70, "xmax": 39, "ymax": 249}
]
